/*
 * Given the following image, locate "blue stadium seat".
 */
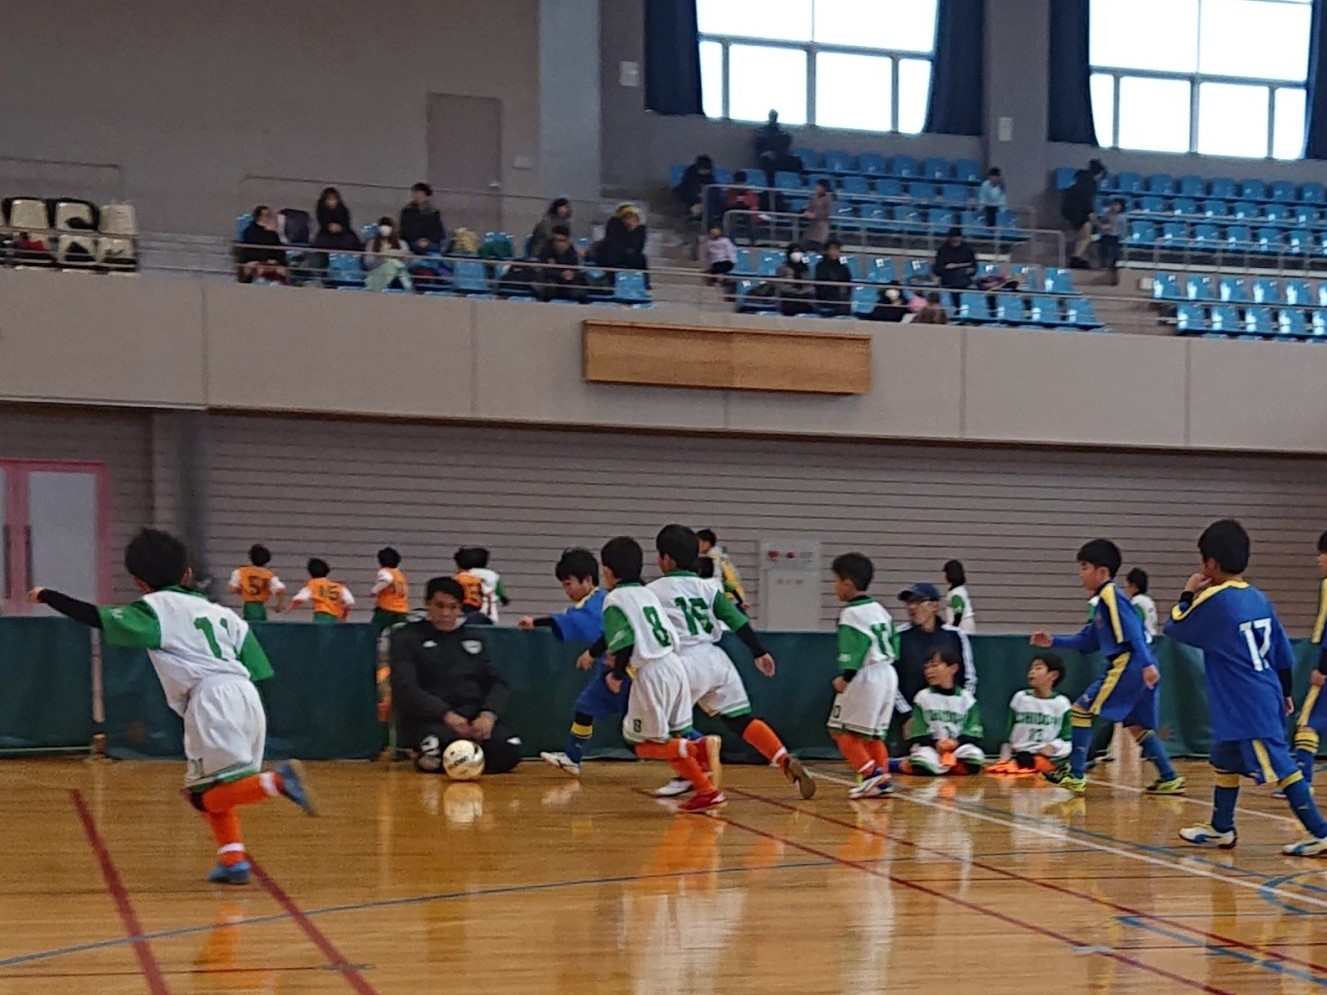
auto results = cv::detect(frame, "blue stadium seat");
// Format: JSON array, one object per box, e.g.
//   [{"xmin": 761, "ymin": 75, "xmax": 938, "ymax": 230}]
[
  {"xmin": 954, "ymin": 159, "xmax": 982, "ymax": 183},
  {"xmin": 941, "ymin": 183, "xmax": 970, "ymax": 204},
  {"xmin": 1200, "ymin": 199, "xmax": 1227, "ymax": 218},
  {"xmin": 844, "ymin": 255, "xmax": 863, "ymax": 281},
  {"xmin": 841, "ymin": 175, "xmax": 871, "ymax": 196},
  {"xmin": 1043, "ymin": 267, "xmax": 1075, "ymax": 294},
  {"xmin": 1160, "ymin": 221, "xmax": 1188, "ymax": 246},
  {"xmin": 1146, "ymin": 174, "xmax": 1173, "ymax": 195},
  {"xmin": 614, "ymin": 270, "xmax": 652, "ymax": 305},
  {"xmin": 959, "ymin": 210, "xmax": 985, "ymax": 237},
  {"xmin": 1008, "ymin": 264, "xmax": 1039, "ymax": 287},
  {"xmin": 1136, "ymin": 196, "xmax": 1166, "ymax": 217},
  {"xmin": 1225, "ymin": 224, "xmax": 1253, "ymax": 250},
  {"xmin": 1029, "ymin": 296, "xmax": 1062, "ymax": 327},
  {"xmin": 1282, "ymin": 279, "xmax": 1312, "ymax": 307},
  {"xmin": 857, "ymin": 153, "xmax": 887, "ymax": 176},
  {"xmin": 793, "ymin": 148, "xmax": 822, "ymax": 170},
  {"xmin": 669, "ymin": 164, "xmax": 686, "ymax": 189},
  {"xmin": 1191, "ymin": 224, "xmax": 1220, "ymax": 253},
  {"xmin": 1240, "ymin": 179, "xmax": 1268, "ymax": 201},
  {"xmin": 1265, "ymin": 203, "xmax": 1292, "ymax": 223},
  {"xmin": 1116, "ymin": 172, "xmax": 1144, "ymax": 194},
  {"xmin": 451, "ymin": 259, "xmax": 489, "ymax": 294},
  {"xmin": 1288, "ymin": 229, "xmax": 1311, "ymax": 256},
  {"xmin": 1053, "ymin": 166, "xmax": 1077, "ymax": 190},
  {"xmin": 996, "ymin": 210, "xmax": 1028, "ymax": 241},
  {"xmin": 1256, "ymin": 227, "xmax": 1283, "ymax": 255},
  {"xmin": 1245, "ymin": 306, "xmax": 1274, "ymax": 336},
  {"xmin": 803, "ymin": 251, "xmax": 822, "ymax": 272},
  {"xmin": 1313, "ymin": 311, "xmax": 1327, "ymax": 337},
  {"xmin": 1209, "ymin": 177, "xmax": 1237, "ymax": 199},
  {"xmin": 850, "ymin": 285, "xmax": 879, "ymax": 318},
  {"xmin": 875, "ymin": 177, "xmax": 904, "ymax": 198},
  {"xmin": 1217, "ymin": 276, "xmax": 1248, "ymax": 303},
  {"xmin": 955, "ymin": 291, "xmax": 990, "ymax": 324},
  {"xmin": 1153, "ymin": 272, "xmax": 1182, "ymax": 302},
  {"xmin": 1172, "ymin": 197, "xmax": 1199, "ymax": 217},
  {"xmin": 326, "ymin": 252, "xmax": 366, "ymax": 288},
  {"xmin": 1249, "ymin": 278, "xmax": 1280, "ymax": 305},
  {"xmin": 1185, "ymin": 275, "xmax": 1216, "ymax": 302},
  {"xmin": 908, "ymin": 181, "xmax": 938, "ymax": 201},
  {"xmin": 758, "ymin": 250, "xmax": 783, "ymax": 277},
  {"xmin": 1295, "ymin": 205, "xmax": 1320, "ymax": 226},
  {"xmin": 1128, "ymin": 220, "xmax": 1158, "ymax": 249},
  {"xmin": 774, "ymin": 171, "xmax": 804, "ymax": 190},
  {"xmin": 995, "ymin": 295, "xmax": 1028, "ymax": 324},
  {"xmin": 894, "ymin": 206, "xmax": 925, "ymax": 234},
  {"xmin": 712, "ymin": 167, "xmax": 734, "ymax": 184},
  {"xmin": 1209, "ymin": 305, "xmax": 1240, "ymax": 334},
  {"xmin": 1232, "ymin": 201, "xmax": 1259, "ymax": 220},
  {"xmin": 735, "ymin": 278, "xmax": 777, "ymax": 313},
  {"xmin": 1271, "ymin": 180, "xmax": 1296, "ymax": 202},
  {"xmin": 861, "ymin": 203, "xmax": 892, "ymax": 233},
  {"xmin": 1278, "ymin": 309, "xmax": 1308, "ymax": 338},
  {"xmin": 1302, "ymin": 182, "xmax": 1326, "ymax": 204},
  {"xmin": 728, "ymin": 248, "xmax": 755, "ymax": 277},
  {"xmin": 867, "ymin": 257, "xmax": 896, "ymax": 284},
  {"xmin": 904, "ymin": 259, "xmax": 933, "ymax": 284},
  {"xmin": 824, "ymin": 150, "xmax": 854, "ymax": 174},
  {"xmin": 1175, "ymin": 302, "xmax": 1208, "ymax": 334},
  {"xmin": 920, "ymin": 157, "xmax": 950, "ymax": 181},
  {"xmin": 890, "ymin": 155, "xmax": 918, "ymax": 178},
  {"xmin": 1178, "ymin": 175, "xmax": 1205, "ymax": 197},
  {"xmin": 1064, "ymin": 298, "xmax": 1101, "ymax": 329},
  {"xmin": 924, "ymin": 207, "xmax": 953, "ymax": 232}
]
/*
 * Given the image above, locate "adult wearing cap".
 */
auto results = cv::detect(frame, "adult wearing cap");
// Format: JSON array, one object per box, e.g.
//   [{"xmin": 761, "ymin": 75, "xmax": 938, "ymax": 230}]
[{"xmin": 891, "ymin": 582, "xmax": 977, "ymax": 750}]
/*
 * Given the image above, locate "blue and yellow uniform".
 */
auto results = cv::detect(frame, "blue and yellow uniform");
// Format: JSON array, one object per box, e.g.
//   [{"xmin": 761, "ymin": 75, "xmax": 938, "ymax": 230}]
[{"xmin": 1291, "ymin": 577, "xmax": 1327, "ymax": 783}]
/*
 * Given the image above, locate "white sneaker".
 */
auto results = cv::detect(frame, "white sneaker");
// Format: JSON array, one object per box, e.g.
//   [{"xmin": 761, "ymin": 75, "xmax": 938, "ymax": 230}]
[
  {"xmin": 1178, "ymin": 823, "xmax": 1237, "ymax": 849},
  {"xmin": 655, "ymin": 777, "xmax": 694, "ymax": 798},
  {"xmin": 848, "ymin": 772, "xmax": 894, "ymax": 800},
  {"xmin": 540, "ymin": 751, "xmax": 581, "ymax": 776},
  {"xmin": 1283, "ymin": 835, "xmax": 1327, "ymax": 857}
]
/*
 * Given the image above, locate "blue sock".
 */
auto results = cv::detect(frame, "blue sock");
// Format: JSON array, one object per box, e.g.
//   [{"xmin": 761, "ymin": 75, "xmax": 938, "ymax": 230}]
[
  {"xmin": 1212, "ymin": 784, "xmax": 1238, "ymax": 833},
  {"xmin": 1070, "ymin": 724, "xmax": 1093, "ymax": 778},
  {"xmin": 686, "ymin": 728, "xmax": 704, "ymax": 741},
  {"xmin": 1137, "ymin": 730, "xmax": 1178, "ymax": 781},
  {"xmin": 565, "ymin": 715, "xmax": 593, "ymax": 764},
  {"xmin": 1296, "ymin": 748, "xmax": 1316, "ymax": 786},
  {"xmin": 1283, "ymin": 778, "xmax": 1327, "ymax": 838}
]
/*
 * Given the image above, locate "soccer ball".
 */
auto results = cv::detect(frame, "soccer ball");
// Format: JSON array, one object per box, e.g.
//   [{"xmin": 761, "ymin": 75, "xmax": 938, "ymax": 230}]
[{"xmin": 442, "ymin": 739, "xmax": 486, "ymax": 781}]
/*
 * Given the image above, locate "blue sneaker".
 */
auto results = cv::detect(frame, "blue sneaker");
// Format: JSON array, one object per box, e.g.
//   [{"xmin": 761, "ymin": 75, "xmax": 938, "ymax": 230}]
[
  {"xmin": 207, "ymin": 860, "xmax": 251, "ymax": 885},
  {"xmin": 275, "ymin": 760, "xmax": 320, "ymax": 816}
]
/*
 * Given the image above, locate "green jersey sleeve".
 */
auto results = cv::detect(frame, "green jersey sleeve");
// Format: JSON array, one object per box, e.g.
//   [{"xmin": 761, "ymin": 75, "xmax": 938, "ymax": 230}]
[
  {"xmin": 907, "ymin": 703, "xmax": 929, "ymax": 740},
  {"xmin": 950, "ymin": 593, "xmax": 963, "ymax": 613},
  {"xmin": 836, "ymin": 624, "xmax": 872, "ymax": 671},
  {"xmin": 961, "ymin": 700, "xmax": 984, "ymax": 739},
  {"xmin": 238, "ymin": 630, "xmax": 274, "ymax": 682},
  {"xmin": 1058, "ymin": 707, "xmax": 1073, "ymax": 742},
  {"xmin": 603, "ymin": 605, "xmax": 635, "ymax": 654},
  {"xmin": 1005, "ymin": 705, "xmax": 1016, "ymax": 741},
  {"xmin": 496, "ymin": 578, "xmax": 508, "ymax": 599},
  {"xmin": 97, "ymin": 601, "xmax": 162, "ymax": 650},
  {"xmin": 712, "ymin": 589, "xmax": 750, "ymax": 631}
]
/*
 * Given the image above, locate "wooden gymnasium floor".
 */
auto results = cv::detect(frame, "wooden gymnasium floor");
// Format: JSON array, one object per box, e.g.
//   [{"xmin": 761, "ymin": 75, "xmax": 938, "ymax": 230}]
[{"xmin": 2, "ymin": 753, "xmax": 1327, "ymax": 994}]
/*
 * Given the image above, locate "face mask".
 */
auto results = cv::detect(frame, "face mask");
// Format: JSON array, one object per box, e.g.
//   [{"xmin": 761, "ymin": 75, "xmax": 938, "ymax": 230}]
[
  {"xmin": 378, "ymin": 225, "xmax": 393, "ymax": 236},
  {"xmin": 789, "ymin": 251, "xmax": 804, "ymax": 264}
]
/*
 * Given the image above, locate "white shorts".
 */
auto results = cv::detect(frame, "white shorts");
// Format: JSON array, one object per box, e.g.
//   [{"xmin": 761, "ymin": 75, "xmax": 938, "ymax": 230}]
[
  {"xmin": 911, "ymin": 742, "xmax": 986, "ymax": 775},
  {"xmin": 680, "ymin": 642, "xmax": 751, "ymax": 718},
  {"xmin": 826, "ymin": 664, "xmax": 898, "ymax": 739},
  {"xmin": 623, "ymin": 654, "xmax": 694, "ymax": 745},
  {"xmin": 183, "ymin": 676, "xmax": 266, "ymax": 787}
]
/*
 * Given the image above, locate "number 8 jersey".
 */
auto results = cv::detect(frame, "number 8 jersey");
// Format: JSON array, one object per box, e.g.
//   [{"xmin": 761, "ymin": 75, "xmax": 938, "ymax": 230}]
[{"xmin": 603, "ymin": 583, "xmax": 683, "ymax": 666}]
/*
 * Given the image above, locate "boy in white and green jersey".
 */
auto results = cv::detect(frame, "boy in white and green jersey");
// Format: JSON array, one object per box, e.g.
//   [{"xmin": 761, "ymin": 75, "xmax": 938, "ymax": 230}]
[
  {"xmin": 29, "ymin": 528, "xmax": 317, "ymax": 886},
  {"xmin": 988, "ymin": 653, "xmax": 1072, "ymax": 775},
  {"xmin": 892, "ymin": 648, "xmax": 986, "ymax": 776},
  {"xmin": 600, "ymin": 535, "xmax": 725, "ymax": 814},
  {"xmin": 827, "ymin": 552, "xmax": 900, "ymax": 800}
]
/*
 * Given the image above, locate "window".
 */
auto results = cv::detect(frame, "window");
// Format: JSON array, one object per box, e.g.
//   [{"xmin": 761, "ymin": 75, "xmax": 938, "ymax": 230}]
[
  {"xmin": 1089, "ymin": 0, "xmax": 1311, "ymax": 158},
  {"xmin": 697, "ymin": 0, "xmax": 939, "ymax": 134}
]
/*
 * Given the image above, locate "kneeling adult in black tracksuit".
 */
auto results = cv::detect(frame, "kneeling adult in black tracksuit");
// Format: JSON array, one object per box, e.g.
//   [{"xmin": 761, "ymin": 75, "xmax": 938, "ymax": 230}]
[{"xmin": 390, "ymin": 576, "xmax": 522, "ymax": 774}]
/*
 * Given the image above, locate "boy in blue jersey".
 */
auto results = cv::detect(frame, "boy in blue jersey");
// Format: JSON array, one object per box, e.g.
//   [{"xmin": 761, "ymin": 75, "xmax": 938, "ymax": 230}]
[
  {"xmin": 518, "ymin": 548, "xmax": 620, "ymax": 776},
  {"xmin": 1287, "ymin": 530, "xmax": 1327, "ymax": 789},
  {"xmin": 1166, "ymin": 519, "xmax": 1327, "ymax": 856},
  {"xmin": 1031, "ymin": 539, "xmax": 1184, "ymax": 796}
]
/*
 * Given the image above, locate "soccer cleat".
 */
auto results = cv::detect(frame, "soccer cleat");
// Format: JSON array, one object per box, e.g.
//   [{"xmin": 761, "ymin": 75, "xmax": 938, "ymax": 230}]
[
  {"xmin": 540, "ymin": 751, "xmax": 582, "ymax": 776},
  {"xmin": 275, "ymin": 760, "xmax": 320, "ymax": 816},
  {"xmin": 655, "ymin": 777, "xmax": 695, "ymax": 798},
  {"xmin": 1043, "ymin": 766, "xmax": 1087, "ymax": 795},
  {"xmin": 701, "ymin": 735, "xmax": 723, "ymax": 790},
  {"xmin": 679, "ymin": 790, "xmax": 727, "ymax": 814},
  {"xmin": 1145, "ymin": 776, "xmax": 1187, "ymax": 796},
  {"xmin": 207, "ymin": 860, "xmax": 252, "ymax": 885},
  {"xmin": 848, "ymin": 771, "xmax": 894, "ymax": 800},
  {"xmin": 783, "ymin": 756, "xmax": 816, "ymax": 799},
  {"xmin": 1282, "ymin": 835, "xmax": 1327, "ymax": 857},
  {"xmin": 1179, "ymin": 824, "xmax": 1237, "ymax": 849}
]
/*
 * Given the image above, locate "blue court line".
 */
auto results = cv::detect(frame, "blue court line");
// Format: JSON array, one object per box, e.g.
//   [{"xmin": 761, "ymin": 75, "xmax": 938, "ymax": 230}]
[{"xmin": 1118, "ymin": 916, "xmax": 1327, "ymax": 987}]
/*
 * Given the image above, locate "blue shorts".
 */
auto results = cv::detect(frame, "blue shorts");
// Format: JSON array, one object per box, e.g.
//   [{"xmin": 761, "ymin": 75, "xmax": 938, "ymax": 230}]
[
  {"xmin": 1076, "ymin": 661, "xmax": 1158, "ymax": 728},
  {"xmin": 573, "ymin": 667, "xmax": 630, "ymax": 719},
  {"xmin": 1296, "ymin": 685, "xmax": 1327, "ymax": 733},
  {"xmin": 1210, "ymin": 737, "xmax": 1298, "ymax": 785}
]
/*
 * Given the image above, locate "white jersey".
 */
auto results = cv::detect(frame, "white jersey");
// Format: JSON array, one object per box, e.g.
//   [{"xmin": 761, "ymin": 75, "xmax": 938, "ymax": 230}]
[
  {"xmin": 1006, "ymin": 690, "xmax": 1072, "ymax": 757},
  {"xmin": 909, "ymin": 686, "xmax": 982, "ymax": 743},
  {"xmin": 945, "ymin": 585, "xmax": 976, "ymax": 634},
  {"xmin": 99, "ymin": 588, "xmax": 269, "ymax": 717},
  {"xmin": 1132, "ymin": 593, "xmax": 1158, "ymax": 639},
  {"xmin": 837, "ymin": 598, "xmax": 897, "ymax": 669},
  {"xmin": 648, "ymin": 571, "xmax": 744, "ymax": 651},
  {"xmin": 470, "ymin": 567, "xmax": 504, "ymax": 622},
  {"xmin": 603, "ymin": 583, "xmax": 682, "ymax": 666}
]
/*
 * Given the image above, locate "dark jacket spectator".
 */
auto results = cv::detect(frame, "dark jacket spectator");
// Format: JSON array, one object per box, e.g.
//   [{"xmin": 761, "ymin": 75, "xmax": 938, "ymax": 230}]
[
  {"xmin": 674, "ymin": 155, "xmax": 715, "ymax": 222},
  {"xmin": 595, "ymin": 204, "xmax": 647, "ymax": 270},
  {"xmin": 237, "ymin": 205, "xmax": 288, "ymax": 283},
  {"xmin": 934, "ymin": 228, "xmax": 976, "ymax": 290},
  {"xmin": 1064, "ymin": 158, "xmax": 1107, "ymax": 267},
  {"xmin": 814, "ymin": 240, "xmax": 852, "ymax": 314},
  {"xmin": 312, "ymin": 187, "xmax": 361, "ymax": 251},
  {"xmin": 530, "ymin": 198, "xmax": 577, "ymax": 259},
  {"xmin": 399, "ymin": 182, "xmax": 446, "ymax": 254},
  {"xmin": 536, "ymin": 225, "xmax": 587, "ymax": 302},
  {"xmin": 754, "ymin": 110, "xmax": 802, "ymax": 184},
  {"xmin": 893, "ymin": 584, "xmax": 976, "ymax": 727}
]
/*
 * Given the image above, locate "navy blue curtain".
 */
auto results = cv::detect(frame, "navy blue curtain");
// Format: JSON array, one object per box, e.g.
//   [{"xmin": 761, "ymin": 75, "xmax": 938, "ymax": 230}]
[
  {"xmin": 644, "ymin": 0, "xmax": 704, "ymax": 116},
  {"xmin": 924, "ymin": 0, "xmax": 985, "ymax": 136},
  {"xmin": 1047, "ymin": 0, "xmax": 1098, "ymax": 144},
  {"xmin": 1305, "ymin": 0, "xmax": 1327, "ymax": 158}
]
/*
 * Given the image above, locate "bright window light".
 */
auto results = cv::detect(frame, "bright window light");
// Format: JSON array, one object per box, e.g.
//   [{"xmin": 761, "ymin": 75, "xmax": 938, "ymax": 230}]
[
  {"xmin": 814, "ymin": 52, "xmax": 891, "ymax": 132},
  {"xmin": 728, "ymin": 45, "xmax": 808, "ymax": 125},
  {"xmin": 1117, "ymin": 76, "xmax": 1192, "ymax": 154},
  {"xmin": 1197, "ymin": 82, "xmax": 1270, "ymax": 158}
]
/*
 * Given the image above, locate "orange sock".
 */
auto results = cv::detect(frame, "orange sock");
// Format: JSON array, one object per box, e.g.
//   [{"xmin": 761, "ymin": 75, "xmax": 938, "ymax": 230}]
[
  {"xmin": 205, "ymin": 810, "xmax": 247, "ymax": 866},
  {"xmin": 741, "ymin": 719, "xmax": 788, "ymax": 765},
  {"xmin": 867, "ymin": 739, "xmax": 889, "ymax": 770},
  {"xmin": 833, "ymin": 733, "xmax": 876, "ymax": 776},
  {"xmin": 200, "ymin": 772, "xmax": 282, "ymax": 814},
  {"xmin": 637, "ymin": 739, "xmax": 716, "ymax": 793}
]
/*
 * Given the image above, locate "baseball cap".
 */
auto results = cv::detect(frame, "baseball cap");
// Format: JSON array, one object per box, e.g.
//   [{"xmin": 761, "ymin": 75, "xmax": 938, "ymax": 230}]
[{"xmin": 898, "ymin": 582, "xmax": 942, "ymax": 602}]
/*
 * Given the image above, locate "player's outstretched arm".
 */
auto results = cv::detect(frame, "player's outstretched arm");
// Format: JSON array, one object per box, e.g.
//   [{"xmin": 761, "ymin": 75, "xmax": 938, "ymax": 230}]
[{"xmin": 28, "ymin": 588, "xmax": 102, "ymax": 629}]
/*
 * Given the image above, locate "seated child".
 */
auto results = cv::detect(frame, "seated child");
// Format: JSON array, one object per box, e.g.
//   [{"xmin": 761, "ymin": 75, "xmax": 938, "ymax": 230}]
[
  {"xmin": 891, "ymin": 649, "xmax": 986, "ymax": 775},
  {"xmin": 987, "ymin": 653, "xmax": 1072, "ymax": 775}
]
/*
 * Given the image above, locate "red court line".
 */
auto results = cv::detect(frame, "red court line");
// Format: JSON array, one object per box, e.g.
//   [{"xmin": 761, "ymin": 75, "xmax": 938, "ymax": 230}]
[
  {"xmin": 715, "ymin": 809, "xmax": 1233, "ymax": 995},
  {"xmin": 248, "ymin": 859, "xmax": 378, "ymax": 995},
  {"xmin": 68, "ymin": 789, "xmax": 169, "ymax": 995},
  {"xmin": 732, "ymin": 788, "xmax": 1327, "ymax": 978}
]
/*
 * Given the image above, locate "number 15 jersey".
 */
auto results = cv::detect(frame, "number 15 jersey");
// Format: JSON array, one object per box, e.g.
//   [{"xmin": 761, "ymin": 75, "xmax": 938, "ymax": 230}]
[
  {"xmin": 1164, "ymin": 580, "xmax": 1293, "ymax": 742},
  {"xmin": 648, "ymin": 571, "xmax": 749, "ymax": 652}
]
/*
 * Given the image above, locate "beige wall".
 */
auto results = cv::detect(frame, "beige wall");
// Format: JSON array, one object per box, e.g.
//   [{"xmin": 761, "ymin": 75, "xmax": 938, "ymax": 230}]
[{"xmin": 3, "ymin": 269, "xmax": 1327, "ymax": 455}]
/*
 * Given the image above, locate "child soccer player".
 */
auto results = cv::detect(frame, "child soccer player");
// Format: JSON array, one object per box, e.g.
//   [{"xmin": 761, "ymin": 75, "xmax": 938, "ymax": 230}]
[
  {"xmin": 522, "ymin": 548, "xmax": 623, "ymax": 775},
  {"xmin": 227, "ymin": 544, "xmax": 286, "ymax": 622},
  {"xmin": 827, "ymin": 552, "xmax": 899, "ymax": 799},
  {"xmin": 28, "ymin": 529, "xmax": 317, "ymax": 884},
  {"xmin": 600, "ymin": 535, "xmax": 725, "ymax": 813},
  {"xmin": 1166, "ymin": 519, "xmax": 1327, "ymax": 856},
  {"xmin": 371, "ymin": 547, "xmax": 410, "ymax": 631},
  {"xmin": 1125, "ymin": 567, "xmax": 1158, "ymax": 639},
  {"xmin": 1289, "ymin": 530, "xmax": 1327, "ymax": 789},
  {"xmin": 289, "ymin": 559, "xmax": 354, "ymax": 623},
  {"xmin": 941, "ymin": 559, "xmax": 976, "ymax": 633},
  {"xmin": 891, "ymin": 649, "xmax": 985, "ymax": 776},
  {"xmin": 987, "ymin": 654, "xmax": 1072, "ymax": 776},
  {"xmin": 697, "ymin": 529, "xmax": 749, "ymax": 614},
  {"xmin": 649, "ymin": 525, "xmax": 814, "ymax": 799},
  {"xmin": 454, "ymin": 547, "xmax": 509, "ymax": 622},
  {"xmin": 1030, "ymin": 539, "xmax": 1184, "ymax": 796}
]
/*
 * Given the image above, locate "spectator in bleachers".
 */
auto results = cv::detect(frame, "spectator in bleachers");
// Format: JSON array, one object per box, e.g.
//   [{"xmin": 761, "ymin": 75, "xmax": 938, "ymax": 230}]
[
  {"xmin": 674, "ymin": 155, "xmax": 716, "ymax": 226},
  {"xmin": 399, "ymin": 183, "xmax": 446, "ymax": 256},
  {"xmin": 915, "ymin": 291, "xmax": 950, "ymax": 324},
  {"xmin": 874, "ymin": 286, "xmax": 910, "ymax": 322},
  {"xmin": 814, "ymin": 239, "xmax": 852, "ymax": 317},
  {"xmin": 804, "ymin": 179, "xmax": 834, "ymax": 251},
  {"xmin": 704, "ymin": 222, "xmax": 737, "ymax": 295},
  {"xmin": 1062, "ymin": 158, "xmax": 1106, "ymax": 270},
  {"xmin": 754, "ymin": 109, "xmax": 802, "ymax": 186},
  {"xmin": 776, "ymin": 243, "xmax": 815, "ymax": 316},
  {"xmin": 312, "ymin": 187, "xmax": 362, "ymax": 253},
  {"xmin": 530, "ymin": 198, "xmax": 578, "ymax": 259},
  {"xmin": 237, "ymin": 205, "xmax": 289, "ymax": 284},
  {"xmin": 934, "ymin": 227, "xmax": 976, "ymax": 293},
  {"xmin": 595, "ymin": 203, "xmax": 648, "ymax": 272},
  {"xmin": 536, "ymin": 225, "xmax": 588, "ymax": 303},
  {"xmin": 978, "ymin": 168, "xmax": 1007, "ymax": 228},
  {"xmin": 363, "ymin": 218, "xmax": 413, "ymax": 292},
  {"xmin": 1097, "ymin": 196, "xmax": 1127, "ymax": 285},
  {"xmin": 723, "ymin": 170, "xmax": 760, "ymax": 243}
]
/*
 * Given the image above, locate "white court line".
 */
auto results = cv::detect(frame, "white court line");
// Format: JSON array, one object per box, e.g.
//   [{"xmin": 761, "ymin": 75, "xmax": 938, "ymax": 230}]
[
  {"xmin": 803, "ymin": 766, "xmax": 1327, "ymax": 912},
  {"xmin": 1106, "ymin": 778, "xmax": 1298, "ymax": 827}
]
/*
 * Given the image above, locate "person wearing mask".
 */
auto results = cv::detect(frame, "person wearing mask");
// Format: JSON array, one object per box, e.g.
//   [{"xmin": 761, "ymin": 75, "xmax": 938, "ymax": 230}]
[
  {"xmin": 804, "ymin": 179, "xmax": 834, "ymax": 251},
  {"xmin": 363, "ymin": 217, "xmax": 413, "ymax": 292},
  {"xmin": 536, "ymin": 225, "xmax": 587, "ymax": 303},
  {"xmin": 978, "ymin": 168, "xmax": 1008, "ymax": 229},
  {"xmin": 775, "ymin": 243, "xmax": 815, "ymax": 317},
  {"xmin": 594, "ymin": 204, "xmax": 648, "ymax": 271},
  {"xmin": 892, "ymin": 582, "xmax": 976, "ymax": 752},
  {"xmin": 399, "ymin": 182, "xmax": 446, "ymax": 256},
  {"xmin": 1062, "ymin": 158, "xmax": 1107, "ymax": 269},
  {"xmin": 934, "ymin": 227, "xmax": 976, "ymax": 293},
  {"xmin": 530, "ymin": 197, "xmax": 577, "ymax": 259},
  {"xmin": 814, "ymin": 238, "xmax": 853, "ymax": 317}
]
